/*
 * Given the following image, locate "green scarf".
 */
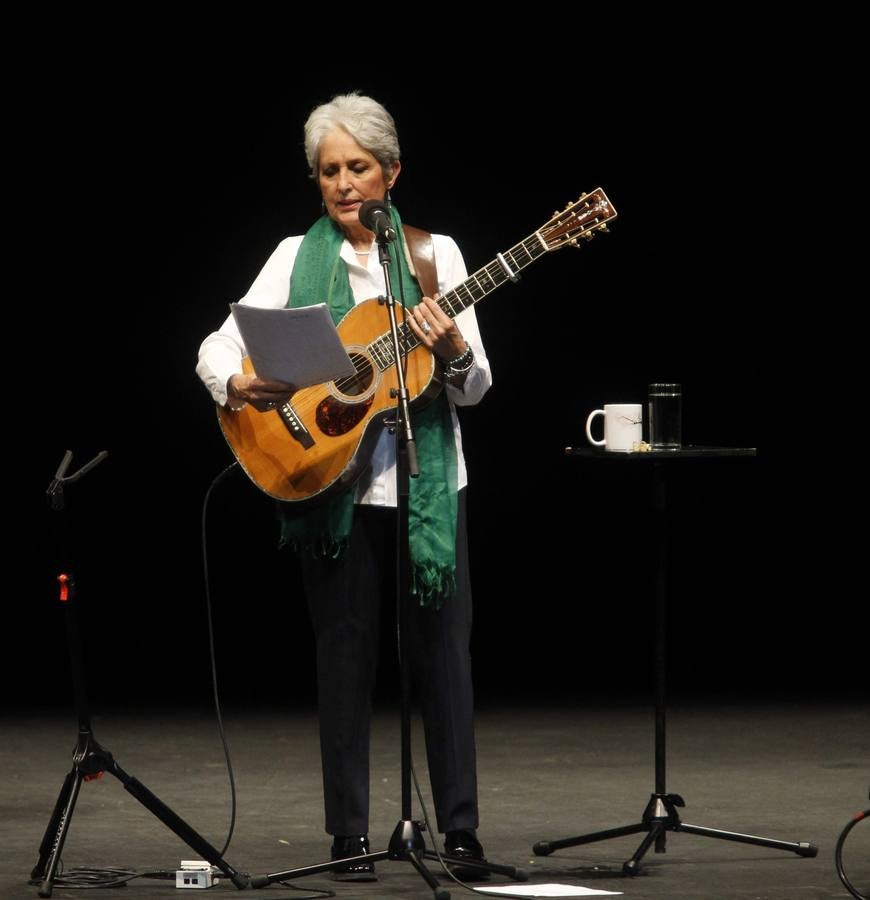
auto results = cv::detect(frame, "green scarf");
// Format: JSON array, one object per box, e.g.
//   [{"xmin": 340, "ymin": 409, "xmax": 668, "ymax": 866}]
[{"xmin": 277, "ymin": 206, "xmax": 458, "ymax": 607}]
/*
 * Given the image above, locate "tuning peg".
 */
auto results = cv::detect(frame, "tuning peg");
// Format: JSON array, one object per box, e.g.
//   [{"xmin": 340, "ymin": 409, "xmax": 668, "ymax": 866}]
[
  {"xmin": 597, "ymin": 225, "xmax": 609, "ymax": 233},
  {"xmin": 553, "ymin": 210, "xmax": 560, "ymax": 217},
  {"xmin": 578, "ymin": 193, "xmax": 587, "ymax": 201}
]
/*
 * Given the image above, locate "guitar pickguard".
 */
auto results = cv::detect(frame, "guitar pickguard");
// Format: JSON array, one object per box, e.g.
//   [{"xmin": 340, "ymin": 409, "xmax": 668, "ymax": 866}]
[{"xmin": 316, "ymin": 394, "xmax": 375, "ymax": 436}]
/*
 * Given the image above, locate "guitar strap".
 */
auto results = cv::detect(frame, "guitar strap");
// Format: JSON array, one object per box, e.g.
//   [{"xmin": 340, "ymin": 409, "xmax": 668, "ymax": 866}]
[{"xmin": 402, "ymin": 224, "xmax": 439, "ymax": 299}]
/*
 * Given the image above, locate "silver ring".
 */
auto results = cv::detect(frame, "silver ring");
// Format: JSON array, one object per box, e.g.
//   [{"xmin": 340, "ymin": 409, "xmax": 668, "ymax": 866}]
[{"xmin": 421, "ymin": 320, "xmax": 431, "ymax": 334}]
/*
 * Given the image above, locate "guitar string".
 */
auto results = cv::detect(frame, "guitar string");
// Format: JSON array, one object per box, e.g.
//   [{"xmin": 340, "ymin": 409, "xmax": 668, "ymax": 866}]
[
  {"xmin": 283, "ymin": 263, "xmax": 497, "ymax": 412},
  {"xmin": 272, "ymin": 241, "xmax": 542, "ymax": 416}
]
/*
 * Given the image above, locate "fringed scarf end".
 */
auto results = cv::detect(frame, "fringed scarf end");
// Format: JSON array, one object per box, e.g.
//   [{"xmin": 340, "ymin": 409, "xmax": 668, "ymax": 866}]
[{"xmin": 411, "ymin": 563, "xmax": 456, "ymax": 610}]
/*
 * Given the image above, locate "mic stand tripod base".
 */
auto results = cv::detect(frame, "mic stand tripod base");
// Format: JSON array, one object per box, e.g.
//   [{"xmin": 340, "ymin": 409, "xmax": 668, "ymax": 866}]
[
  {"xmin": 387, "ymin": 820, "xmax": 529, "ymax": 894},
  {"xmin": 533, "ymin": 790, "xmax": 817, "ymax": 877},
  {"xmin": 250, "ymin": 819, "xmax": 528, "ymax": 899}
]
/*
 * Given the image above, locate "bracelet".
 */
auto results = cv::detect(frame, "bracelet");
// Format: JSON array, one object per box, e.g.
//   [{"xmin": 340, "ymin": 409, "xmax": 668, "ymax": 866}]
[
  {"xmin": 443, "ymin": 346, "xmax": 475, "ymax": 377},
  {"xmin": 443, "ymin": 346, "xmax": 472, "ymax": 368}
]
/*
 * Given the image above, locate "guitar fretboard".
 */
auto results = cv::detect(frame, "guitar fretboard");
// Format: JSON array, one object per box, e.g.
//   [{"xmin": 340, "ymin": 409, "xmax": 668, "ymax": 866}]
[{"xmin": 367, "ymin": 232, "xmax": 548, "ymax": 372}]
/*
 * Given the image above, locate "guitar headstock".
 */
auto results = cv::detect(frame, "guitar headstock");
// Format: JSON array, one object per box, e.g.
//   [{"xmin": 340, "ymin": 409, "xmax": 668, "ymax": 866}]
[{"xmin": 539, "ymin": 187, "xmax": 617, "ymax": 251}]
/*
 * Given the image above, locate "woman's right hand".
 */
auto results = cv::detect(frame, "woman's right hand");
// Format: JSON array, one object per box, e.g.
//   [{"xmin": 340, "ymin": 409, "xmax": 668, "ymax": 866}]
[{"xmin": 227, "ymin": 373, "xmax": 296, "ymax": 412}]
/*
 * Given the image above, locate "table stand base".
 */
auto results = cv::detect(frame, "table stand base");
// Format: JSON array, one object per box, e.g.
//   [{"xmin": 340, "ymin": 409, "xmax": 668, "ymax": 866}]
[{"xmin": 534, "ymin": 792, "xmax": 817, "ymax": 876}]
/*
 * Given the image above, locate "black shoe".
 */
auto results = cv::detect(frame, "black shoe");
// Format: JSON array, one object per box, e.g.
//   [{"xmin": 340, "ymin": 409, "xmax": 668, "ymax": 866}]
[
  {"xmin": 330, "ymin": 834, "xmax": 377, "ymax": 881},
  {"xmin": 444, "ymin": 829, "xmax": 489, "ymax": 881}
]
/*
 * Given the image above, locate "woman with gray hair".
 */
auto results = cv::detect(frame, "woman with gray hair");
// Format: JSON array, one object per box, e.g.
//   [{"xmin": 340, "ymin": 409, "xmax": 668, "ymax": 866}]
[{"xmin": 197, "ymin": 92, "xmax": 492, "ymax": 881}]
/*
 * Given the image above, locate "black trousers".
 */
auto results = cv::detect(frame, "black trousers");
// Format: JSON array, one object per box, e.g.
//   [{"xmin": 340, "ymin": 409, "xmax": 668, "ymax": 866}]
[{"xmin": 299, "ymin": 489, "xmax": 478, "ymax": 837}]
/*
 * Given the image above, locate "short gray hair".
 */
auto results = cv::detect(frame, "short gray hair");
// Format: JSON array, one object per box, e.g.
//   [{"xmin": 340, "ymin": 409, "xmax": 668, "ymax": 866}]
[{"xmin": 303, "ymin": 92, "xmax": 400, "ymax": 179}]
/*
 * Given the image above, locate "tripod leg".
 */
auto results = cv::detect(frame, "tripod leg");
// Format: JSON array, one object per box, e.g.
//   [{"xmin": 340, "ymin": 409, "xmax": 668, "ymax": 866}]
[
  {"xmin": 534, "ymin": 822, "xmax": 647, "ymax": 855},
  {"xmin": 32, "ymin": 767, "xmax": 84, "ymax": 898},
  {"xmin": 249, "ymin": 850, "xmax": 392, "ymax": 886},
  {"xmin": 110, "ymin": 763, "xmax": 249, "ymax": 889},
  {"xmin": 407, "ymin": 850, "xmax": 450, "ymax": 900},
  {"xmin": 655, "ymin": 830, "xmax": 667, "ymax": 853},
  {"xmin": 423, "ymin": 849, "xmax": 527, "ymax": 881},
  {"xmin": 679, "ymin": 821, "xmax": 818, "ymax": 856},
  {"xmin": 623, "ymin": 821, "xmax": 665, "ymax": 877},
  {"xmin": 32, "ymin": 768, "xmax": 76, "ymax": 880}
]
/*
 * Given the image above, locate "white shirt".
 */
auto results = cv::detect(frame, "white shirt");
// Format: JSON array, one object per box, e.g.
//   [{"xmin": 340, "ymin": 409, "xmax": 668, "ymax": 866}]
[{"xmin": 196, "ymin": 232, "xmax": 492, "ymax": 507}]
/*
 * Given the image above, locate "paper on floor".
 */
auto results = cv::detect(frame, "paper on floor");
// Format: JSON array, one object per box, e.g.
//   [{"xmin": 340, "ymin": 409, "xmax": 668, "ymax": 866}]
[{"xmin": 477, "ymin": 884, "xmax": 622, "ymax": 897}]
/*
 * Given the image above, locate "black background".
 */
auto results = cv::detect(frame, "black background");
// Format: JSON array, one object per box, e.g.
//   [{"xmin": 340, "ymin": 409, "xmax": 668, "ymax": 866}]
[{"xmin": 12, "ymin": 8, "xmax": 859, "ymax": 713}]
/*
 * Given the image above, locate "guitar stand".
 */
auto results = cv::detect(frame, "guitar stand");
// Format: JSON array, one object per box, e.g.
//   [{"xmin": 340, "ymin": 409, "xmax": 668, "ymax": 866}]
[
  {"xmin": 533, "ymin": 450, "xmax": 818, "ymax": 876},
  {"xmin": 30, "ymin": 451, "xmax": 249, "ymax": 897}
]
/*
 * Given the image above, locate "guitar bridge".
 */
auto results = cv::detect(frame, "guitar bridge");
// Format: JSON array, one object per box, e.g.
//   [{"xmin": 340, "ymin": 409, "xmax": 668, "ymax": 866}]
[{"xmin": 278, "ymin": 402, "xmax": 314, "ymax": 449}]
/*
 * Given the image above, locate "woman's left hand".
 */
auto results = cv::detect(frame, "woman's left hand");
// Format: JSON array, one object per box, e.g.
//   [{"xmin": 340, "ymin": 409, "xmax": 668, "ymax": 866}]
[{"xmin": 408, "ymin": 295, "xmax": 467, "ymax": 362}]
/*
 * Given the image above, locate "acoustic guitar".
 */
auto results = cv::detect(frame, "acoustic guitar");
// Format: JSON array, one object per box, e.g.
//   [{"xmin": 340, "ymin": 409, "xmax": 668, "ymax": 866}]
[{"xmin": 217, "ymin": 188, "xmax": 617, "ymax": 505}]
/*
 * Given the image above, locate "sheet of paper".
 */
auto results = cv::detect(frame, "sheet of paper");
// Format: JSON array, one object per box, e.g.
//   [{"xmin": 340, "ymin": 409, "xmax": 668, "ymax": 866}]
[
  {"xmin": 477, "ymin": 885, "xmax": 622, "ymax": 897},
  {"xmin": 230, "ymin": 302, "xmax": 356, "ymax": 388}
]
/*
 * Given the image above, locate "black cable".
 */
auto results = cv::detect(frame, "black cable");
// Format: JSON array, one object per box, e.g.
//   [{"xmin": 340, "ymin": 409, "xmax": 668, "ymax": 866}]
[
  {"xmin": 28, "ymin": 866, "xmax": 174, "ymax": 889},
  {"xmin": 201, "ymin": 459, "xmax": 242, "ymax": 858},
  {"xmin": 389, "ymin": 231, "xmax": 411, "ymax": 382},
  {"xmin": 29, "ymin": 866, "xmax": 335, "ymax": 896},
  {"xmin": 391, "ymin": 231, "xmax": 552, "ymax": 899},
  {"xmin": 396, "ymin": 228, "xmax": 540, "ymax": 897},
  {"xmin": 835, "ymin": 794, "xmax": 868, "ymax": 900},
  {"xmin": 410, "ymin": 764, "xmax": 551, "ymax": 900},
  {"xmin": 272, "ymin": 881, "xmax": 336, "ymax": 897}
]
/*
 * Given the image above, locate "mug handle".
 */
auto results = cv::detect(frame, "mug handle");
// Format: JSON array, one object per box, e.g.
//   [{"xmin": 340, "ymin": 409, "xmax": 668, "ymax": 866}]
[{"xmin": 585, "ymin": 409, "xmax": 606, "ymax": 447}]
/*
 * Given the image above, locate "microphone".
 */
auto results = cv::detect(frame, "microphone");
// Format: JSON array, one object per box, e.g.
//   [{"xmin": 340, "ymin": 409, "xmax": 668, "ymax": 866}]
[{"xmin": 358, "ymin": 199, "xmax": 396, "ymax": 242}]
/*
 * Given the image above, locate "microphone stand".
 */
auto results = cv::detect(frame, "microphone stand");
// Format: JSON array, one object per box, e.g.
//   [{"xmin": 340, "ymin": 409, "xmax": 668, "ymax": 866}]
[
  {"xmin": 251, "ymin": 230, "xmax": 523, "ymax": 898},
  {"xmin": 31, "ymin": 451, "xmax": 249, "ymax": 897}
]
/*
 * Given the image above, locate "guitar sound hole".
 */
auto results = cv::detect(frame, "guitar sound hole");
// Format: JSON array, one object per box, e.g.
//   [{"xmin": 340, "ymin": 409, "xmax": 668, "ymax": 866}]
[
  {"xmin": 316, "ymin": 352, "xmax": 376, "ymax": 436},
  {"xmin": 337, "ymin": 353, "xmax": 373, "ymax": 397}
]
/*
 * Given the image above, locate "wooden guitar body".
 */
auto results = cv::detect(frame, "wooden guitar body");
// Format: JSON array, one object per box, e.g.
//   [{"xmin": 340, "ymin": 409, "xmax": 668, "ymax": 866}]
[{"xmin": 217, "ymin": 297, "xmax": 441, "ymax": 503}]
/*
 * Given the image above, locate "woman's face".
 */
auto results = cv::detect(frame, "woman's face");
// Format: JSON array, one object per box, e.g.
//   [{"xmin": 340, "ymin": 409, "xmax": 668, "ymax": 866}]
[{"xmin": 318, "ymin": 127, "xmax": 399, "ymax": 238}]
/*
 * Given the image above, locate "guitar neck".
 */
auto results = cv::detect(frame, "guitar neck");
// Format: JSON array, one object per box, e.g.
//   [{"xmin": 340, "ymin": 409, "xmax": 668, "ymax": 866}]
[
  {"xmin": 440, "ymin": 231, "xmax": 549, "ymax": 318},
  {"xmin": 368, "ymin": 230, "xmax": 549, "ymax": 371},
  {"xmin": 366, "ymin": 188, "xmax": 616, "ymax": 371}
]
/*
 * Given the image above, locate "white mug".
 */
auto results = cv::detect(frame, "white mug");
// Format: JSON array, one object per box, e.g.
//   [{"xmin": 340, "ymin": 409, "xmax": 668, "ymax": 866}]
[{"xmin": 585, "ymin": 403, "xmax": 643, "ymax": 452}]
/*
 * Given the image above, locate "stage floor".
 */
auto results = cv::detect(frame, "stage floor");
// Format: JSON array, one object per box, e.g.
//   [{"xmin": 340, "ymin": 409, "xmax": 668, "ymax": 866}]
[{"xmin": 4, "ymin": 701, "xmax": 867, "ymax": 900}]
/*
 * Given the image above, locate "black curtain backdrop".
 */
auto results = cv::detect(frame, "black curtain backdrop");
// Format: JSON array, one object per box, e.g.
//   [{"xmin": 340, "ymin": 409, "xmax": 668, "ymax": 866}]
[{"xmin": 13, "ymin": 9, "xmax": 858, "ymax": 713}]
